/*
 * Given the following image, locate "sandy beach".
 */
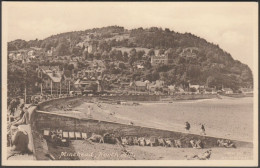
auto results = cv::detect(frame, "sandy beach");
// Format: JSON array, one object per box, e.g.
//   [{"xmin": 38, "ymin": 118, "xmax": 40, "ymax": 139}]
[{"xmin": 70, "ymin": 97, "xmax": 253, "ymax": 142}]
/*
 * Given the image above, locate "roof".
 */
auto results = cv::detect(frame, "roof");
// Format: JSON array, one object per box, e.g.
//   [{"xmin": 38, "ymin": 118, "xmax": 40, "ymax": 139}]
[
  {"xmin": 46, "ymin": 72, "xmax": 62, "ymax": 83},
  {"xmin": 39, "ymin": 66, "xmax": 59, "ymax": 72},
  {"xmin": 144, "ymin": 80, "xmax": 150, "ymax": 84},
  {"xmin": 168, "ymin": 85, "xmax": 175, "ymax": 90},
  {"xmin": 240, "ymin": 88, "xmax": 253, "ymax": 93},
  {"xmin": 189, "ymin": 84, "xmax": 200, "ymax": 89},
  {"xmin": 74, "ymin": 79, "xmax": 80, "ymax": 85},
  {"xmin": 30, "ymin": 47, "xmax": 42, "ymax": 51},
  {"xmin": 155, "ymin": 80, "xmax": 165, "ymax": 86},
  {"xmin": 135, "ymin": 81, "xmax": 147, "ymax": 87},
  {"xmin": 223, "ymin": 88, "xmax": 233, "ymax": 92},
  {"xmin": 64, "ymin": 70, "xmax": 72, "ymax": 78}
]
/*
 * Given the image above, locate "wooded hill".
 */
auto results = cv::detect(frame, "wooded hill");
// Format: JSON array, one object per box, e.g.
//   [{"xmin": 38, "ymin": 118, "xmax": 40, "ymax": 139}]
[{"xmin": 8, "ymin": 26, "xmax": 253, "ymax": 91}]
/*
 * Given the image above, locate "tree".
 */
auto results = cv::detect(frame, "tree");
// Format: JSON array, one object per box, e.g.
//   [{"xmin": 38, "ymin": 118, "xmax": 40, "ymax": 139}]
[
  {"xmin": 68, "ymin": 64, "xmax": 74, "ymax": 71},
  {"xmin": 129, "ymin": 48, "xmax": 137, "ymax": 57},
  {"xmin": 159, "ymin": 72, "xmax": 168, "ymax": 82},
  {"xmin": 83, "ymin": 49, "xmax": 88, "ymax": 59},
  {"xmin": 71, "ymin": 47, "xmax": 82, "ymax": 56},
  {"xmin": 206, "ymin": 76, "xmax": 215, "ymax": 88},
  {"xmin": 119, "ymin": 63, "xmax": 126, "ymax": 69},
  {"xmin": 136, "ymin": 50, "xmax": 145, "ymax": 60},
  {"xmin": 144, "ymin": 59, "xmax": 152, "ymax": 69},
  {"xmin": 99, "ymin": 41, "xmax": 111, "ymax": 52},
  {"xmin": 55, "ymin": 42, "xmax": 70, "ymax": 56},
  {"xmin": 123, "ymin": 52, "xmax": 128, "ymax": 61},
  {"xmin": 158, "ymin": 49, "xmax": 165, "ymax": 55},
  {"xmin": 86, "ymin": 83, "xmax": 98, "ymax": 92},
  {"xmin": 101, "ymin": 51, "xmax": 109, "ymax": 60},
  {"xmin": 94, "ymin": 51, "xmax": 102, "ymax": 60},
  {"xmin": 148, "ymin": 49, "xmax": 155, "ymax": 56},
  {"xmin": 190, "ymin": 87, "xmax": 197, "ymax": 92},
  {"xmin": 128, "ymin": 48, "xmax": 137, "ymax": 66},
  {"xmin": 116, "ymin": 50, "xmax": 123, "ymax": 60}
]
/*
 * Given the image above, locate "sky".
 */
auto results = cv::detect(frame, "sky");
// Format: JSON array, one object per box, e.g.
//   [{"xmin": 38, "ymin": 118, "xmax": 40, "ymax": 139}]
[{"xmin": 3, "ymin": 2, "xmax": 258, "ymax": 70}]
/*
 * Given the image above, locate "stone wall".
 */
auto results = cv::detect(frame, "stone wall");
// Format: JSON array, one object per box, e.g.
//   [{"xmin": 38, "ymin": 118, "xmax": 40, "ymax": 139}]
[{"xmin": 33, "ymin": 111, "xmax": 252, "ymax": 148}]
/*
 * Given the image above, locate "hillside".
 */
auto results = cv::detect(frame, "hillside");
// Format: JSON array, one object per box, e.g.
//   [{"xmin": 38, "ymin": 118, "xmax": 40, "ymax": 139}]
[{"xmin": 7, "ymin": 26, "xmax": 253, "ymax": 91}]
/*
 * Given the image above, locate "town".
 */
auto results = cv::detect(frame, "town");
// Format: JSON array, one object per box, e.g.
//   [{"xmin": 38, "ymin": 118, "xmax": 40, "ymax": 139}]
[{"xmin": 8, "ymin": 28, "xmax": 253, "ymax": 103}]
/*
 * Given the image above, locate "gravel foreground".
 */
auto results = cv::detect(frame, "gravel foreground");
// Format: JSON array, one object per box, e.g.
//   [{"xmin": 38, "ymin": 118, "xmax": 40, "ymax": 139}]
[{"xmin": 48, "ymin": 140, "xmax": 253, "ymax": 160}]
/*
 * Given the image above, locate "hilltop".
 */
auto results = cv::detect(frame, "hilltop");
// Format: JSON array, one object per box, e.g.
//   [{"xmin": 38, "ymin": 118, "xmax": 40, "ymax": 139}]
[{"xmin": 8, "ymin": 26, "xmax": 253, "ymax": 91}]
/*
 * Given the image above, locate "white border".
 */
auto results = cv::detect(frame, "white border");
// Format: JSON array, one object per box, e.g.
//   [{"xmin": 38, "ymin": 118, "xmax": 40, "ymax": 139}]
[{"xmin": 1, "ymin": 2, "xmax": 258, "ymax": 166}]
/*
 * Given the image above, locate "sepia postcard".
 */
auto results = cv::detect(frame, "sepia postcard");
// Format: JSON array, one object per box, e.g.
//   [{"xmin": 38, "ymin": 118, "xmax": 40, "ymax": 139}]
[{"xmin": 1, "ymin": 1, "xmax": 258, "ymax": 167}]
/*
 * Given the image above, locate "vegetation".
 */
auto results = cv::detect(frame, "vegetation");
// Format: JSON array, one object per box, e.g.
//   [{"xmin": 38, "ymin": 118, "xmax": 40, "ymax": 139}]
[{"xmin": 8, "ymin": 26, "xmax": 253, "ymax": 91}]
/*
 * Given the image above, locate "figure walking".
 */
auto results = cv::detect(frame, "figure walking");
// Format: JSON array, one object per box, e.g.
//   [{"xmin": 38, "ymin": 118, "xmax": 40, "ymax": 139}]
[
  {"xmin": 185, "ymin": 121, "xmax": 191, "ymax": 132},
  {"xmin": 87, "ymin": 105, "xmax": 92, "ymax": 118},
  {"xmin": 200, "ymin": 124, "xmax": 206, "ymax": 135}
]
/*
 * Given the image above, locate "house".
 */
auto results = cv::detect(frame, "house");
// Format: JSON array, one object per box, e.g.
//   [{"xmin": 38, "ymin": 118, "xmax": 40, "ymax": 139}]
[
  {"xmin": 69, "ymin": 60, "xmax": 78, "ymax": 69},
  {"xmin": 146, "ymin": 80, "xmax": 165, "ymax": 93},
  {"xmin": 168, "ymin": 85, "xmax": 176, "ymax": 94},
  {"xmin": 151, "ymin": 54, "xmax": 173, "ymax": 66},
  {"xmin": 47, "ymin": 47, "xmax": 55, "ymax": 57},
  {"xmin": 240, "ymin": 88, "xmax": 253, "ymax": 94},
  {"xmin": 84, "ymin": 68, "xmax": 103, "ymax": 78},
  {"xmin": 189, "ymin": 83, "xmax": 200, "ymax": 92},
  {"xmin": 189, "ymin": 83, "xmax": 200, "ymax": 90},
  {"xmin": 8, "ymin": 53, "xmax": 16, "ymax": 60},
  {"xmin": 137, "ymin": 64, "xmax": 144, "ymax": 69},
  {"xmin": 155, "ymin": 80, "xmax": 165, "ymax": 87},
  {"xmin": 84, "ymin": 41, "xmax": 98, "ymax": 53},
  {"xmin": 222, "ymin": 88, "xmax": 233, "ymax": 94},
  {"xmin": 37, "ymin": 66, "xmax": 68, "ymax": 94},
  {"xmin": 179, "ymin": 47, "xmax": 199, "ymax": 58},
  {"xmin": 144, "ymin": 80, "xmax": 151, "ymax": 85},
  {"xmin": 120, "ymin": 82, "xmax": 131, "ymax": 89},
  {"xmin": 15, "ymin": 53, "xmax": 25, "ymax": 60},
  {"xmin": 175, "ymin": 86, "xmax": 185, "ymax": 93},
  {"xmin": 130, "ymin": 81, "xmax": 147, "ymax": 92},
  {"xmin": 27, "ymin": 50, "xmax": 35, "ymax": 57},
  {"xmin": 147, "ymin": 83, "xmax": 157, "ymax": 93},
  {"xmin": 74, "ymin": 77, "xmax": 100, "ymax": 92},
  {"xmin": 42, "ymin": 70, "xmax": 64, "ymax": 94}
]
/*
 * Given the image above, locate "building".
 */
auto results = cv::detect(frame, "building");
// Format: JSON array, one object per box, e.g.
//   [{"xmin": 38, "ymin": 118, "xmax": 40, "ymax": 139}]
[
  {"xmin": 179, "ymin": 47, "xmax": 199, "ymax": 58},
  {"xmin": 130, "ymin": 81, "xmax": 147, "ymax": 92},
  {"xmin": 222, "ymin": 88, "xmax": 233, "ymax": 94},
  {"xmin": 240, "ymin": 88, "xmax": 253, "ymax": 94},
  {"xmin": 168, "ymin": 85, "xmax": 176, "ymax": 95},
  {"xmin": 27, "ymin": 50, "xmax": 35, "ymax": 57},
  {"xmin": 83, "ymin": 41, "xmax": 98, "ymax": 53},
  {"xmin": 151, "ymin": 54, "xmax": 173, "ymax": 66},
  {"xmin": 37, "ymin": 66, "xmax": 66, "ymax": 94},
  {"xmin": 8, "ymin": 52, "xmax": 16, "ymax": 60},
  {"xmin": 74, "ymin": 77, "xmax": 100, "ymax": 92},
  {"xmin": 146, "ymin": 80, "xmax": 165, "ymax": 93},
  {"xmin": 189, "ymin": 83, "xmax": 200, "ymax": 92},
  {"xmin": 8, "ymin": 51, "xmax": 27, "ymax": 61},
  {"xmin": 47, "ymin": 47, "xmax": 55, "ymax": 57},
  {"xmin": 120, "ymin": 82, "xmax": 131, "ymax": 90},
  {"xmin": 69, "ymin": 60, "xmax": 78, "ymax": 69}
]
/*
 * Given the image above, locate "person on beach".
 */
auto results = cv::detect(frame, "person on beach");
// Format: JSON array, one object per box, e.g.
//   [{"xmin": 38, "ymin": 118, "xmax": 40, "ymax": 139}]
[
  {"xmin": 8, "ymin": 99, "xmax": 17, "ymax": 116},
  {"xmin": 7, "ymin": 127, "xmax": 30, "ymax": 159},
  {"xmin": 10, "ymin": 105, "xmax": 30, "ymax": 127},
  {"xmin": 200, "ymin": 124, "xmax": 206, "ymax": 135},
  {"xmin": 30, "ymin": 96, "xmax": 34, "ymax": 105},
  {"xmin": 87, "ymin": 105, "xmax": 92, "ymax": 118},
  {"xmin": 185, "ymin": 121, "xmax": 191, "ymax": 132}
]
